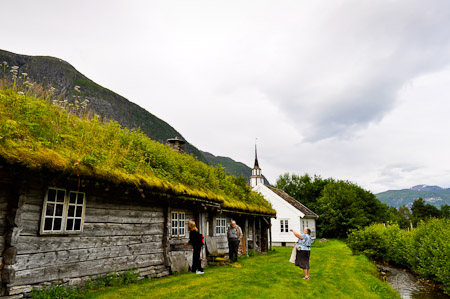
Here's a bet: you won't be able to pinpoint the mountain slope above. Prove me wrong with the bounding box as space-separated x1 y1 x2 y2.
376 186 450 208
0 49 254 177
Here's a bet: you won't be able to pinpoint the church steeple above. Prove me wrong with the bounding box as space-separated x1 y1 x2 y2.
250 144 264 187
254 144 259 168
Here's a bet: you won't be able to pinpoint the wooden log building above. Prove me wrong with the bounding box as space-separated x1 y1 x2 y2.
0 92 275 297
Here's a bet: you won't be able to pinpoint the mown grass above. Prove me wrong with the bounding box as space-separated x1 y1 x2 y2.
86 240 399 299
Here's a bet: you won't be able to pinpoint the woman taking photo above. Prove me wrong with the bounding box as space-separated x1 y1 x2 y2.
290 228 312 279
184 220 204 274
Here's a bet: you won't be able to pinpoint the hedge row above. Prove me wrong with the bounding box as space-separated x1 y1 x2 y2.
347 218 450 294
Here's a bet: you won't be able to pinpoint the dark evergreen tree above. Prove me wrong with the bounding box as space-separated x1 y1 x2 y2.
411 198 441 225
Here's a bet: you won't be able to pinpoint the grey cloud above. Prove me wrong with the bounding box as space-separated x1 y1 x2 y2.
256 1 450 143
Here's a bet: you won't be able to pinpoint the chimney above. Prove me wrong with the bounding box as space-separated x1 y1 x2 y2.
167 136 186 153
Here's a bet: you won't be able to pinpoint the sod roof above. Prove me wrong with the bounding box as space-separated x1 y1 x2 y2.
0 90 275 216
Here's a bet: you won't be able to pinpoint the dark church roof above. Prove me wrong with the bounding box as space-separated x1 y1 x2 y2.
265 185 318 218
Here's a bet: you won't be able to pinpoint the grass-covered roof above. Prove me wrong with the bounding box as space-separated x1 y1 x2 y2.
0 89 275 215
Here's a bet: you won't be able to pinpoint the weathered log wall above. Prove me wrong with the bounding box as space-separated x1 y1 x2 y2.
0 167 273 297
1 173 170 296
167 208 193 273
0 180 10 296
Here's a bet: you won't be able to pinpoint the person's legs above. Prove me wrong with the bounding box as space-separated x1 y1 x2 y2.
229 239 238 261
192 247 203 272
304 269 309 278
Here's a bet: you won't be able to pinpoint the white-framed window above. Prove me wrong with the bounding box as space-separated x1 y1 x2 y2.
215 216 226 235
302 220 309 231
40 187 86 234
280 219 289 233
171 211 185 237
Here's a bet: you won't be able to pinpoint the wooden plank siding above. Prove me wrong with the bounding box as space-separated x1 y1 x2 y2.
2 173 170 290
0 181 10 295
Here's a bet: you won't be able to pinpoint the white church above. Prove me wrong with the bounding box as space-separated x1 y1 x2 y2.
250 149 318 246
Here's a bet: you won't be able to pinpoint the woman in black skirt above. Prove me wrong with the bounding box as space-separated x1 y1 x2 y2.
184 220 204 274
290 228 312 279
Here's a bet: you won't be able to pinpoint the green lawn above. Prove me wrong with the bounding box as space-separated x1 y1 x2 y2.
86 240 400 299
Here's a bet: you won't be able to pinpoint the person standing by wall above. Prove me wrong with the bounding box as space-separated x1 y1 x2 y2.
290 228 312 279
227 220 242 262
184 220 204 274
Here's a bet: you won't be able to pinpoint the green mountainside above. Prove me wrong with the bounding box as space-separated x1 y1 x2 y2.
376 186 450 208
0 49 254 179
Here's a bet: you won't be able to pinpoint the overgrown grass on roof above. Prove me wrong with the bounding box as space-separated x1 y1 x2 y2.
0 89 275 215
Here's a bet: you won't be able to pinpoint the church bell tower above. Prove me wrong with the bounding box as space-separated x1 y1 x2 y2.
250 145 264 187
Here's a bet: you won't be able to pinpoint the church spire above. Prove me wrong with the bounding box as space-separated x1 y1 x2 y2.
254 144 259 168
250 142 264 188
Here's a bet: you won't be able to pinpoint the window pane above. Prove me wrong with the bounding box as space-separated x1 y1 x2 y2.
44 218 53 231
66 218 74 230
46 203 55 216
68 205 75 217
285 220 289 231
74 219 81 231
76 206 83 217
57 190 65 202
70 192 77 204
77 193 84 205
54 218 62 230
48 189 56 202
55 203 64 216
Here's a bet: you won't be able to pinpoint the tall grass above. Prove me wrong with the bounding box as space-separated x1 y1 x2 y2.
86 240 399 299
0 87 274 215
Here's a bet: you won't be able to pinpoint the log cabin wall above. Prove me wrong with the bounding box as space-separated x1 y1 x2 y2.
167 204 195 273
1 171 171 296
0 167 274 297
0 168 14 296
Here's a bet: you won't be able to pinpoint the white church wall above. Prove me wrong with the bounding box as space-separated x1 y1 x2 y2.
253 184 303 246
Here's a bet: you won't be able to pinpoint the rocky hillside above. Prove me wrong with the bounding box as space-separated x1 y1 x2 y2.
0 49 255 179
376 185 450 208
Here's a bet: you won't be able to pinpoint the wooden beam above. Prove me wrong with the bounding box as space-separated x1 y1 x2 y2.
252 216 256 251
245 217 249 257
269 222 272 251
162 203 170 267
258 218 262 252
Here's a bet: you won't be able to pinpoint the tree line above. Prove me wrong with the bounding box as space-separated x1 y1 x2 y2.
275 173 450 238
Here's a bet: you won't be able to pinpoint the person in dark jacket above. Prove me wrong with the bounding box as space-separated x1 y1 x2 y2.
227 220 242 262
184 220 204 274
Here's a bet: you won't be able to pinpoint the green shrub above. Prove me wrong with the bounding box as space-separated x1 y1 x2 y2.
407 218 450 294
347 223 410 267
347 219 450 294
248 249 256 257
30 269 141 298
30 284 85 299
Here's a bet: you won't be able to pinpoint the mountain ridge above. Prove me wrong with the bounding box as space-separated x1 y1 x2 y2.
376 185 450 208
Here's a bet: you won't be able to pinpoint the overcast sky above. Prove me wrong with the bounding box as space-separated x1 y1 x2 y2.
2 0 450 193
